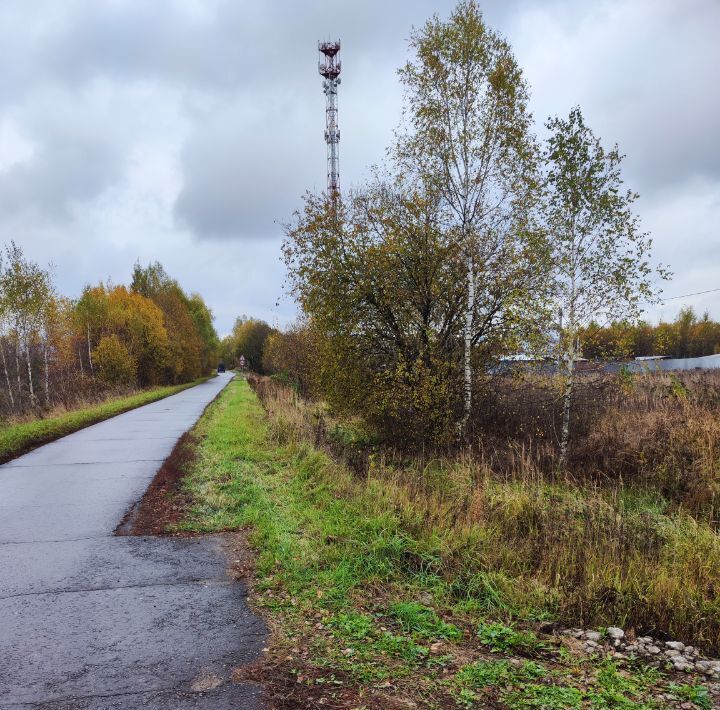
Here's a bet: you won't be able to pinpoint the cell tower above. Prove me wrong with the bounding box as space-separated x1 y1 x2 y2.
318 40 341 197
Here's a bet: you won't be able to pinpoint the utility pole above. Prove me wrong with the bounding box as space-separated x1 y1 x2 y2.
318 41 341 198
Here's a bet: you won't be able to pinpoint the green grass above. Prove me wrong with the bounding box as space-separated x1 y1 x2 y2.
454 659 546 690
451 658 669 709
504 683 583 709
669 683 713 710
176 378 714 708
0 376 211 463
389 601 463 640
476 621 547 654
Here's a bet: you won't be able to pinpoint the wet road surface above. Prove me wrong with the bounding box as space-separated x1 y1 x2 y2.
0 373 267 709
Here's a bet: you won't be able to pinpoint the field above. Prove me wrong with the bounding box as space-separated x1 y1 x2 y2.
170 374 720 708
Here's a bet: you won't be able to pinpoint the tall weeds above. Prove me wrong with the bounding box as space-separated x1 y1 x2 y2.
249 371 720 653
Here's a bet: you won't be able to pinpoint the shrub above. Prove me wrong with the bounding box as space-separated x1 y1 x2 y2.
261 324 317 396
92 335 137 387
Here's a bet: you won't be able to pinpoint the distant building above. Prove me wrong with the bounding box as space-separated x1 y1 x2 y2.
496 353 720 375
496 354 589 375
626 353 720 372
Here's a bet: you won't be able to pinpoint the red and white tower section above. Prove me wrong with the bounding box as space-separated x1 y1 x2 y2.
318 41 341 196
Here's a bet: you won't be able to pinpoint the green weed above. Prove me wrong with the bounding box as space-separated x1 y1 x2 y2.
388 601 463 641
505 683 582 709
328 612 375 640
374 632 429 662
669 683 712 710
477 621 547 654
590 661 661 708
455 659 546 689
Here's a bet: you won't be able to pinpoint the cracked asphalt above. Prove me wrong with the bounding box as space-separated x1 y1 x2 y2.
0 373 267 709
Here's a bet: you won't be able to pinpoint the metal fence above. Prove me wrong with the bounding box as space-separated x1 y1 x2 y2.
614 354 720 373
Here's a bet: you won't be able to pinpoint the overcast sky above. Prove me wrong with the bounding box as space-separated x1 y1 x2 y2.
0 0 718 335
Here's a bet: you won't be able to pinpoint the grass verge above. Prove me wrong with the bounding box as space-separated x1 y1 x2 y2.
176 377 716 708
0 376 212 463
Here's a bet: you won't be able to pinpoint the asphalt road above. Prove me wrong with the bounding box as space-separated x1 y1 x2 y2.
0 373 267 709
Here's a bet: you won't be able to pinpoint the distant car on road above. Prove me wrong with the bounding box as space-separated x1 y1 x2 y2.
217 362 226 373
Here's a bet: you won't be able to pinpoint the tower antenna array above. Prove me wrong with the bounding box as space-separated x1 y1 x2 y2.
318 40 341 197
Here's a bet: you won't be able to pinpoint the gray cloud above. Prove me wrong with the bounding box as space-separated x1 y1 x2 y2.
511 0 720 188
0 0 717 333
0 86 131 219
173 94 317 239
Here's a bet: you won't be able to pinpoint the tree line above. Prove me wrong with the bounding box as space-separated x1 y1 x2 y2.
0 244 218 418
219 317 316 398
273 1 670 461
582 307 720 360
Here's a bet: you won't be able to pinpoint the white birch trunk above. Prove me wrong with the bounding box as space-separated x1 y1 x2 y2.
461 251 474 437
15 343 22 402
1 338 14 410
25 338 35 406
87 321 94 376
558 280 578 471
558 352 574 470
43 340 50 407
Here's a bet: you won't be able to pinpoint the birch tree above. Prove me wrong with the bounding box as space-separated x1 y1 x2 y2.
40 292 60 407
0 252 15 411
75 285 109 377
544 107 667 468
1 243 53 408
394 0 542 437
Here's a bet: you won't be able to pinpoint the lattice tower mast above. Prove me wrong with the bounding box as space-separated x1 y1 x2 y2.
318 41 341 196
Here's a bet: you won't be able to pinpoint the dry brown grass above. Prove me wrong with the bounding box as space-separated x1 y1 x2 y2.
249 371 720 654
3 384 137 425
475 370 720 516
